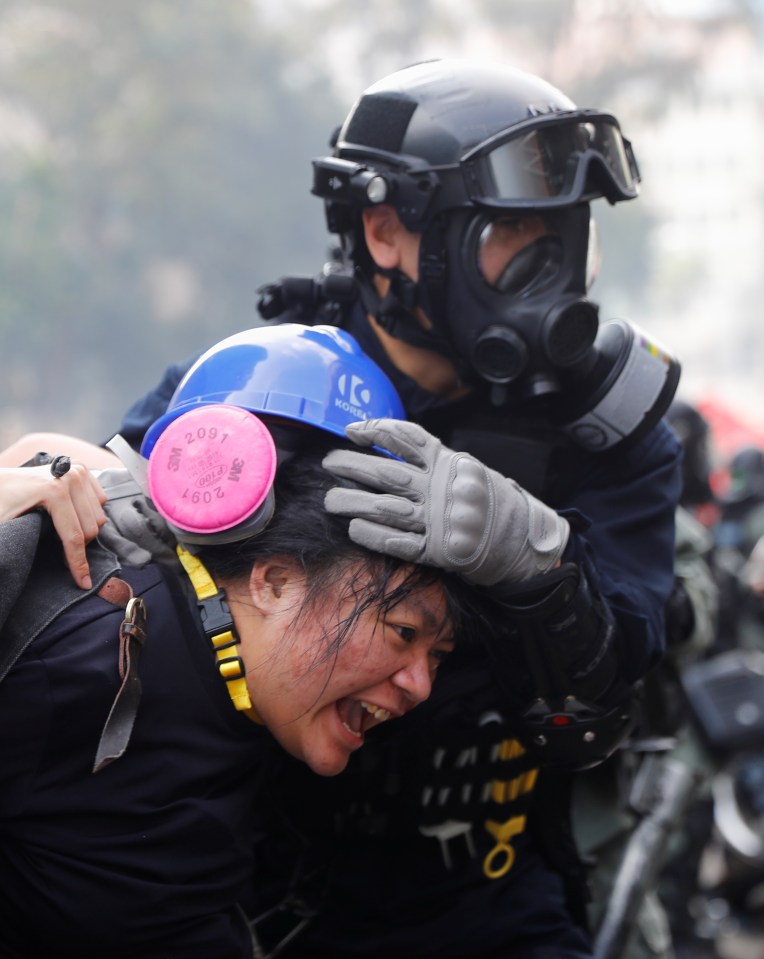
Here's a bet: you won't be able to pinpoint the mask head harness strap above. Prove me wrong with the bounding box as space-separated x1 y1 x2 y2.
353 223 456 362
350 258 423 345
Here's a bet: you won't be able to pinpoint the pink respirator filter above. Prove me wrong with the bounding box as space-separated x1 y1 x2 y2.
147 404 277 538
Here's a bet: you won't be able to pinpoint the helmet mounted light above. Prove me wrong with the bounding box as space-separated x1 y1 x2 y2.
312 152 442 233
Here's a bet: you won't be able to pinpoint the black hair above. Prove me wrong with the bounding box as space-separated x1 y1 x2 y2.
196 433 488 664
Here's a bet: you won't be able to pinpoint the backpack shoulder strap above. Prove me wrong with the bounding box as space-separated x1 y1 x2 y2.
0 513 120 682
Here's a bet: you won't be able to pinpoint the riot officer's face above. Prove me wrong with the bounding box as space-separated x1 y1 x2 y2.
360 206 556 400
476 215 549 288
371 208 550 291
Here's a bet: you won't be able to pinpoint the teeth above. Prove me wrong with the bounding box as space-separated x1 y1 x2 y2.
342 722 362 739
361 701 391 723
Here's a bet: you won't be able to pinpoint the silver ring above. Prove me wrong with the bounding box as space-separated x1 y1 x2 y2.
50 455 72 479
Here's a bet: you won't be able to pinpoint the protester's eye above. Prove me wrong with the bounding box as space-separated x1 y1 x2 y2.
392 624 416 643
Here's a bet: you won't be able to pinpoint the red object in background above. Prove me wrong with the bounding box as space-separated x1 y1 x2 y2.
695 396 764 459
693 395 764 499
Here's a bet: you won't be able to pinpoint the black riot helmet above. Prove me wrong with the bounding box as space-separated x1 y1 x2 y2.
312 59 679 449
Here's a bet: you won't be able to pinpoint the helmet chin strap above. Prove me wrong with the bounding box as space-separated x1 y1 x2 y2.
356 267 455 358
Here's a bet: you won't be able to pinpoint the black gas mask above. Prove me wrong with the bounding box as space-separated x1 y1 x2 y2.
420 204 598 408
416 203 679 449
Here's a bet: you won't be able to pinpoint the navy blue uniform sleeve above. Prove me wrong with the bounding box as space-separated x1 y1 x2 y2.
563 419 683 683
113 355 200 451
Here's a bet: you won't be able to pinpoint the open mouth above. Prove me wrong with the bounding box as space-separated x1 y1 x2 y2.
336 698 392 739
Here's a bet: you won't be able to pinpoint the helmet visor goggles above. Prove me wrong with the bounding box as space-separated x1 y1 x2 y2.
462 112 640 208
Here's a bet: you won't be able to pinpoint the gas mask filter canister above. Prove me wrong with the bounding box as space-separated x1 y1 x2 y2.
146 404 278 545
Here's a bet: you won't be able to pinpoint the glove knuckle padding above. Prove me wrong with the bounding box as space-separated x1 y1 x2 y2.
438 458 570 586
438 455 494 567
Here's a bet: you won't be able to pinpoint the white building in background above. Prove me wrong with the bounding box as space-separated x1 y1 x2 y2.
498 1 764 428
634 21 764 417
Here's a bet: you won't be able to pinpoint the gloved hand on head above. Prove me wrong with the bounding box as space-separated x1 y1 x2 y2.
322 419 570 587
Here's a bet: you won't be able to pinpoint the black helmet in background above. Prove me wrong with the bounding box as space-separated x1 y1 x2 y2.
312 59 678 449
726 446 764 507
666 399 716 508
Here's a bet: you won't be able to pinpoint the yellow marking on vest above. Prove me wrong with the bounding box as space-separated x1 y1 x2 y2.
484 739 539 878
483 815 527 878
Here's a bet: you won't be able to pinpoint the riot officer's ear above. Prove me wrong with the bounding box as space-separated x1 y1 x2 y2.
362 205 404 270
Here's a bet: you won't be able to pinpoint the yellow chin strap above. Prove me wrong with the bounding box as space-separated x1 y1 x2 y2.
176 545 261 720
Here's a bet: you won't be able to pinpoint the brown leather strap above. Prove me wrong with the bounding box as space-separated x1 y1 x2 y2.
97 576 134 610
92 579 148 773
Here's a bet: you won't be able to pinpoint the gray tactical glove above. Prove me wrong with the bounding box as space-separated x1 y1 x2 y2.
96 468 178 568
323 419 570 587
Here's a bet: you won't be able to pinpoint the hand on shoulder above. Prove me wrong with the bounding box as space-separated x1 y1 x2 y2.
0 457 109 589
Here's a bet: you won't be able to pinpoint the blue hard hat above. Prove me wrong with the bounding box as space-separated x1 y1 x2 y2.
141 323 405 456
